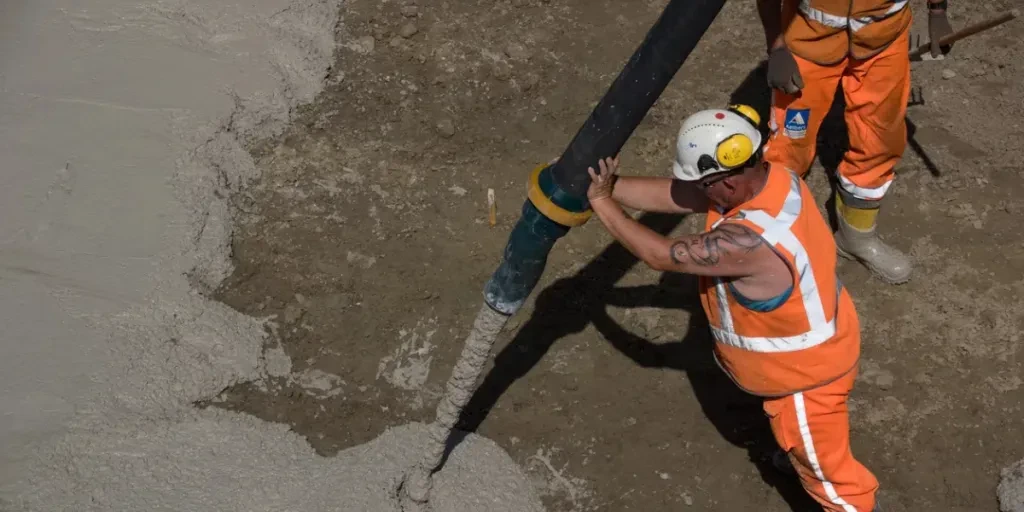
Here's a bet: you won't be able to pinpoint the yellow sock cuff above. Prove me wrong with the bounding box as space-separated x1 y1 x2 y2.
836 192 878 231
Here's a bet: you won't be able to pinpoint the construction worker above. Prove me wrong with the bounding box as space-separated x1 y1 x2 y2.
755 0 955 284
585 105 880 511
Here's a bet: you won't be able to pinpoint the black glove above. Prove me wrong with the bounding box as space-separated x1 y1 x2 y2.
928 9 955 58
767 46 804 95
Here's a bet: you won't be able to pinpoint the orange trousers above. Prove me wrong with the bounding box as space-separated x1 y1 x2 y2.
764 367 879 512
764 28 911 204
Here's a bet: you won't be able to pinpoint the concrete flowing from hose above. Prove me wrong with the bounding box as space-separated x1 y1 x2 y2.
1000 459 1024 512
400 305 511 511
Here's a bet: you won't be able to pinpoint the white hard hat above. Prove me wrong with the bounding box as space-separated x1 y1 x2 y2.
672 104 763 182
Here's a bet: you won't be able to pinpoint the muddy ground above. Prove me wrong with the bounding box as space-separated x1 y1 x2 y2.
204 0 1024 510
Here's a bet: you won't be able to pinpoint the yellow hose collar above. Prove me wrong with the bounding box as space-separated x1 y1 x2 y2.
527 163 593 228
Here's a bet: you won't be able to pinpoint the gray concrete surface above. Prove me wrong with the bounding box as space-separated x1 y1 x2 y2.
0 1 542 510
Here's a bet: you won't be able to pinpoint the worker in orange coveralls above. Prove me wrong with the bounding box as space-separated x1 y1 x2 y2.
756 0 955 284
584 104 881 511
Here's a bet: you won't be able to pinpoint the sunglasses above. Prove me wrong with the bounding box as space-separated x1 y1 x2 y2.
699 170 741 188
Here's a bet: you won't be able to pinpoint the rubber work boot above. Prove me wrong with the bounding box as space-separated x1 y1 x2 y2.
833 193 912 285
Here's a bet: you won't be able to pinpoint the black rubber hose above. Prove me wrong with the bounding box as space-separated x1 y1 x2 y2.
484 0 728 315
550 0 729 199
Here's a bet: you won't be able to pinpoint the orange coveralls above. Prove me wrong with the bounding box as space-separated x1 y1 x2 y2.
700 164 878 511
764 0 912 205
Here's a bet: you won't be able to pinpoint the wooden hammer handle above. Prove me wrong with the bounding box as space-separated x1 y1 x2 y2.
910 10 1019 58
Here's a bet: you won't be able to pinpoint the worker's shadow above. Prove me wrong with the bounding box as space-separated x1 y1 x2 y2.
448 62 820 511
596 276 823 512
452 213 819 511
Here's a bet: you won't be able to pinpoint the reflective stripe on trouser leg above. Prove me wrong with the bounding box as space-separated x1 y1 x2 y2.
764 53 843 179
769 370 879 512
794 392 858 512
836 28 911 203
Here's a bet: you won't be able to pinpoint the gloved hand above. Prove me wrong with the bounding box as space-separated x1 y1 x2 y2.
767 46 804 95
928 9 955 58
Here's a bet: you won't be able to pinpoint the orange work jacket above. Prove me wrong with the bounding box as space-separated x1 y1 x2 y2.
783 0 913 64
698 165 860 397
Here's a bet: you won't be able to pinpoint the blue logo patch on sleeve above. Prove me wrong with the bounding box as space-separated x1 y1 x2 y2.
783 108 810 140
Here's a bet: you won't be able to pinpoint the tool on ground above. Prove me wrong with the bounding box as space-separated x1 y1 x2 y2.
396 0 728 510
911 10 1018 61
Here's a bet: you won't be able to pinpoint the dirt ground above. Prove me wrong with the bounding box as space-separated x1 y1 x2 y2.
204 0 1024 510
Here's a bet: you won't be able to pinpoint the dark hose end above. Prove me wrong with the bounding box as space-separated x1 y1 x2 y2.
483 199 570 315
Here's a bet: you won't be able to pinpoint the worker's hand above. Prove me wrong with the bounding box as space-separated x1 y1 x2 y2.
766 46 804 95
928 8 955 58
586 156 620 202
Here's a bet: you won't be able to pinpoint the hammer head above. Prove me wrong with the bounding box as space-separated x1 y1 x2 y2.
910 32 946 62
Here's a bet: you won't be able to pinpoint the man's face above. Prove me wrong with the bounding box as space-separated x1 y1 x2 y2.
697 170 738 207
697 155 764 207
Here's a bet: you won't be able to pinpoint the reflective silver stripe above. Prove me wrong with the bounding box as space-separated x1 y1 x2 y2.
714 278 735 333
710 210 736 332
794 393 859 512
798 0 908 32
839 174 891 200
712 171 837 354
711 322 836 353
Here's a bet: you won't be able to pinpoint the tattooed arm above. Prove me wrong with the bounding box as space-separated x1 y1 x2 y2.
589 196 770 277
659 223 768 276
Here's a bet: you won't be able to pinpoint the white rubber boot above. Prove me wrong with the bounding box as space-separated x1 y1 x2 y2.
834 205 912 285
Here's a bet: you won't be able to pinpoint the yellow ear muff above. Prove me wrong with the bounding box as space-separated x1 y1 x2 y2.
716 133 754 169
727 104 761 128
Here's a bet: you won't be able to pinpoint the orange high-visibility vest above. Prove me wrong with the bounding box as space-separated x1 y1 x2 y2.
698 165 860 397
783 0 913 65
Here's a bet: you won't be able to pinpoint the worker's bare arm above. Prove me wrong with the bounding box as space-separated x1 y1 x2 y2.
588 157 766 278
611 176 709 214
588 188 769 278
649 223 770 277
